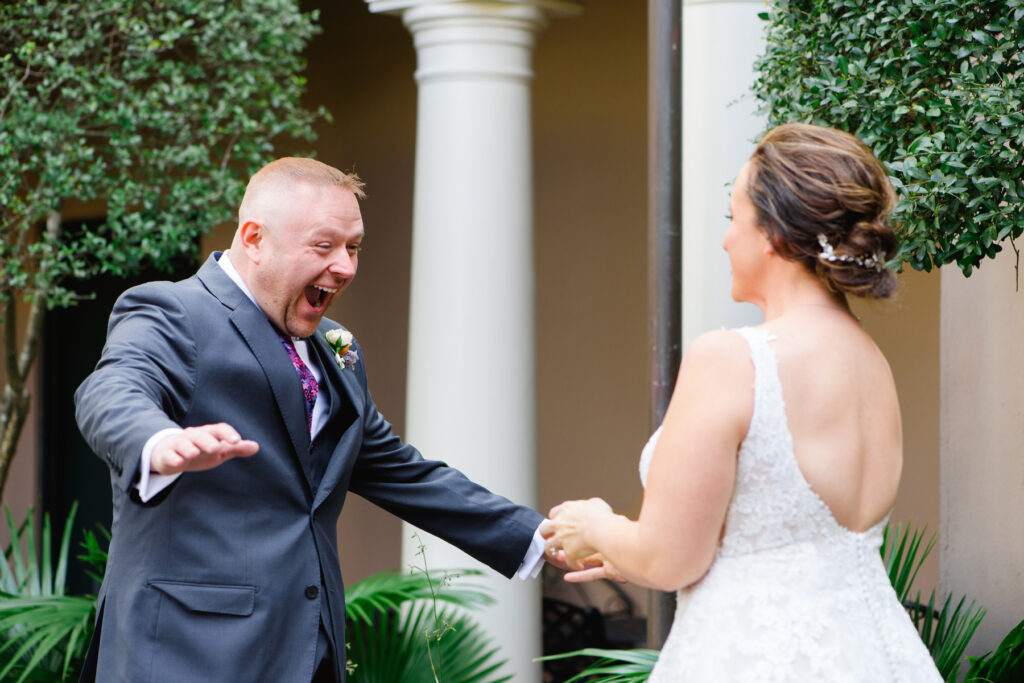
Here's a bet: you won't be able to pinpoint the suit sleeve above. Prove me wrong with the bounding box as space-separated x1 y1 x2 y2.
75 283 197 494
346 343 543 578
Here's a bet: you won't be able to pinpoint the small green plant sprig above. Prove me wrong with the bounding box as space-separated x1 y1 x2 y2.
755 0 1024 277
344 534 511 682
410 534 457 682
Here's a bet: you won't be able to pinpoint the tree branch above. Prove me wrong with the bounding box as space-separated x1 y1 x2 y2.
1010 236 1019 293
0 210 58 500
0 59 32 124
3 294 18 400
0 290 26 501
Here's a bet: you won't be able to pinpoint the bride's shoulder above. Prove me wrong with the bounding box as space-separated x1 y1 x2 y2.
687 327 756 356
670 328 755 437
681 328 754 382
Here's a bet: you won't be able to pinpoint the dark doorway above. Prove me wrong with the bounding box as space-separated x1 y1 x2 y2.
40 219 197 596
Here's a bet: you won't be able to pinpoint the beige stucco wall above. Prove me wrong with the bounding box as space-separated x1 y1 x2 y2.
854 267 942 594
940 247 1024 657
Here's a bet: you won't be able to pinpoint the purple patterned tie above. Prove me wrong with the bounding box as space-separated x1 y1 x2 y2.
278 334 318 432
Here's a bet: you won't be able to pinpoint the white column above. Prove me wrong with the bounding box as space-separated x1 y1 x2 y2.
682 0 766 343
365 1 579 680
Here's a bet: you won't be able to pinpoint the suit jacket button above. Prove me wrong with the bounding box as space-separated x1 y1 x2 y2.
305 585 319 600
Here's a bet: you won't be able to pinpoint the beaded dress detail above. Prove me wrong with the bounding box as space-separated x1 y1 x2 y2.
637 326 940 682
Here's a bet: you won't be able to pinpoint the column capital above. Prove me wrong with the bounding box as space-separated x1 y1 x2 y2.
684 0 765 5
371 0 581 84
365 0 582 18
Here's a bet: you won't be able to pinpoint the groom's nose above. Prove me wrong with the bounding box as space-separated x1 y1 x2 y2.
328 250 357 280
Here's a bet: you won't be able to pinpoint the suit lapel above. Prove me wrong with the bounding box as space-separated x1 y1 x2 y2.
231 305 312 464
309 329 359 431
198 254 313 484
308 325 361 508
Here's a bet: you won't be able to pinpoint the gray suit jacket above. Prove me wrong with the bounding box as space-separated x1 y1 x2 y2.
75 253 542 682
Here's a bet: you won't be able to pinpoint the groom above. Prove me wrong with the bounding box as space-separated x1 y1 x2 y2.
75 157 547 682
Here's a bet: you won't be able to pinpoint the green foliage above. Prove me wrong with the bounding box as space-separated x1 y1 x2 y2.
881 521 935 605
0 503 103 683
347 600 511 683
1 512 510 683
881 522 985 681
537 647 659 683
755 0 1024 276
345 568 494 627
344 534 512 682
346 569 512 681
965 617 1024 683
0 0 323 316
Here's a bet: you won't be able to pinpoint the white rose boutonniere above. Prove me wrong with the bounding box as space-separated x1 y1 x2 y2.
325 327 359 371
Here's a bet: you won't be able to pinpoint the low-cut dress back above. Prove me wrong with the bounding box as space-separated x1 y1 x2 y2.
638 326 941 682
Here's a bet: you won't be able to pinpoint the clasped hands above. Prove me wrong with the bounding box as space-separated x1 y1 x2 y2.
539 497 626 584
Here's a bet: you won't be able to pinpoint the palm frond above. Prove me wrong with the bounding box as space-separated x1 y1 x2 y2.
0 503 96 683
76 526 109 586
965 616 1024 682
347 601 511 683
1 508 32 595
537 648 659 682
345 568 493 626
908 590 985 681
880 521 935 605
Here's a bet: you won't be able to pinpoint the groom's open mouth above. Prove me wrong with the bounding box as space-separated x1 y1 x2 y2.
304 284 337 312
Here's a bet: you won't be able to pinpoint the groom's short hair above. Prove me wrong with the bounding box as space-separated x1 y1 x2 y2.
238 157 365 223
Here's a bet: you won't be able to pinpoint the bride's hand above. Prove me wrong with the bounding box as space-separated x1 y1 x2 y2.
539 498 615 568
564 554 627 584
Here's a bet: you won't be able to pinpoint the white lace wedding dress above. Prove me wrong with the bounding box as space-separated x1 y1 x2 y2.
638 326 941 682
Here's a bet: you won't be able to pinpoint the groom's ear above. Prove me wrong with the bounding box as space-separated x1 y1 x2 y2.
238 220 265 263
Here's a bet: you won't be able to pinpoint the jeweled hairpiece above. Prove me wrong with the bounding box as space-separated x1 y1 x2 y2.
817 234 886 271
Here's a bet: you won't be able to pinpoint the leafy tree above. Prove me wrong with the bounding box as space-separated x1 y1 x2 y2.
754 0 1024 277
0 0 324 499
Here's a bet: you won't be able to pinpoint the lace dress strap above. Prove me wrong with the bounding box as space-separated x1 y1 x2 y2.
732 326 786 440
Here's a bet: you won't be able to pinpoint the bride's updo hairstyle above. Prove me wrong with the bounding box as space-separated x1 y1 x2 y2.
746 123 898 299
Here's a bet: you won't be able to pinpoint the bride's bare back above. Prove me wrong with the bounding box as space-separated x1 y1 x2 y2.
767 309 902 532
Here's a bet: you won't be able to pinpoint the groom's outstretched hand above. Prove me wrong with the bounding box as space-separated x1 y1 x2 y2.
152 423 259 475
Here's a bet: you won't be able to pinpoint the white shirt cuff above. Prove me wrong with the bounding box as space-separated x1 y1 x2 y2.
516 527 547 580
137 428 184 502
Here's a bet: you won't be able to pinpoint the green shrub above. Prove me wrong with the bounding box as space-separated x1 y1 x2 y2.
0 0 324 500
755 0 1024 276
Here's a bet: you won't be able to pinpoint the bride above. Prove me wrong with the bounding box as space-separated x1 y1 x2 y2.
541 123 942 681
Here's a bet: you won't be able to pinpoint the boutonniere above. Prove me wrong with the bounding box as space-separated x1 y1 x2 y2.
325 327 359 371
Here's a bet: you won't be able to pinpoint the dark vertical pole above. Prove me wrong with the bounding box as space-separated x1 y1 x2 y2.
646 0 682 650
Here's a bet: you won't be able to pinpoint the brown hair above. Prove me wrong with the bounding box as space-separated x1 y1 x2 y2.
747 123 898 299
